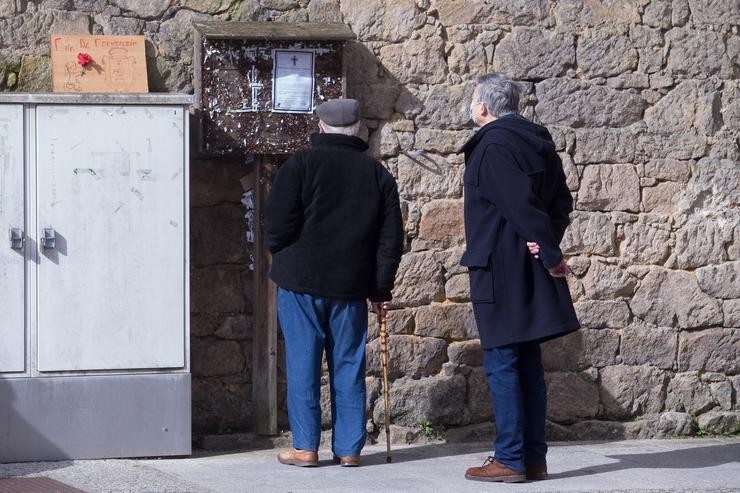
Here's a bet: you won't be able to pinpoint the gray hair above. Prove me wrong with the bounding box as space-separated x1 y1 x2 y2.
320 120 361 136
475 73 520 117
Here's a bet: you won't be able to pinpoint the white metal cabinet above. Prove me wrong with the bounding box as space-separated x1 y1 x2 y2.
36 105 186 372
0 104 25 373
0 94 192 462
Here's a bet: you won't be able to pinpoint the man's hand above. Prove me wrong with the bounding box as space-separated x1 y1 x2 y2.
528 241 570 276
371 301 390 317
547 259 572 278
526 241 540 258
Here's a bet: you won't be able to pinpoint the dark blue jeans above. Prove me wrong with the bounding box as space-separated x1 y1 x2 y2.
483 340 547 472
277 288 368 457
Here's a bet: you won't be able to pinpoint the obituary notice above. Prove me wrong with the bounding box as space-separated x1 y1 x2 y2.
272 50 315 113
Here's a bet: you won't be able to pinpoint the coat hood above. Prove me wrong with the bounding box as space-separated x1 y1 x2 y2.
459 114 556 158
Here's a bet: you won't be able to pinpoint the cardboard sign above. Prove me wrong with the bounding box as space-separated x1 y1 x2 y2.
51 35 148 93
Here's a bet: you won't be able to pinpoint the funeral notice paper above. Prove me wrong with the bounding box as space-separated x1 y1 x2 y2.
272 49 315 113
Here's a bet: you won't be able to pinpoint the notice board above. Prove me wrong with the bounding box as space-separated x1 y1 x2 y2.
192 21 355 436
50 35 148 93
194 22 354 156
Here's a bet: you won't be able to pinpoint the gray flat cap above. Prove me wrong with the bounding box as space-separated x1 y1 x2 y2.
315 99 360 126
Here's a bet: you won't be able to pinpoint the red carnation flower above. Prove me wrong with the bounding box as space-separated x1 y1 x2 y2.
77 52 94 67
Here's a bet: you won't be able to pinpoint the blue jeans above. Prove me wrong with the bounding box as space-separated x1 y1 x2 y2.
277 288 368 456
483 340 547 472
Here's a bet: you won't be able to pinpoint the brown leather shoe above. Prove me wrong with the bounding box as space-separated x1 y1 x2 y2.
465 457 526 483
332 455 360 467
526 463 548 480
277 448 319 467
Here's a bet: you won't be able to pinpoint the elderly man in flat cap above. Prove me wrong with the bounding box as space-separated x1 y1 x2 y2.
266 99 404 467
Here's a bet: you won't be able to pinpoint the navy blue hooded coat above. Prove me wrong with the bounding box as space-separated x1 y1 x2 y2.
459 114 579 349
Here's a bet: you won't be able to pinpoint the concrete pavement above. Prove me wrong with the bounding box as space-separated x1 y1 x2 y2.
1 438 738 492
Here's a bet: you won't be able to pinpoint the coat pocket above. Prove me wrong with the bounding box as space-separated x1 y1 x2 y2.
460 249 495 303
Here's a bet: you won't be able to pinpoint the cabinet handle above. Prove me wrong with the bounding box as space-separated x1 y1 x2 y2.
9 228 24 250
41 228 56 249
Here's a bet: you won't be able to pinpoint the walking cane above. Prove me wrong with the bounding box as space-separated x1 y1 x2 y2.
379 303 392 463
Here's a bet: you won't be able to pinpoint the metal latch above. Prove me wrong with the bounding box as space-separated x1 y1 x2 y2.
41 228 56 249
9 228 24 250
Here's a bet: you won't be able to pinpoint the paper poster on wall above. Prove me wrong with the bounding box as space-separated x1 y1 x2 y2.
271 49 315 113
50 35 148 93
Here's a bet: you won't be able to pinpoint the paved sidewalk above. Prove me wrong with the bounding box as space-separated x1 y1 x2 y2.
1 438 738 492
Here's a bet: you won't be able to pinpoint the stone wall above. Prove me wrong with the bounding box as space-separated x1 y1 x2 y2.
2 0 738 440
190 157 254 436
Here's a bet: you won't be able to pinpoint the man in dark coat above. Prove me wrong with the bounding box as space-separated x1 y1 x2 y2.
265 99 404 467
460 74 579 483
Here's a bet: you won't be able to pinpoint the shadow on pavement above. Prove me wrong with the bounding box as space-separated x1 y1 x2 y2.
549 442 740 479
359 442 491 466
191 440 492 464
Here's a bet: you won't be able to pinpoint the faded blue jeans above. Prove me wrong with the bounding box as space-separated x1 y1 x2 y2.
483 340 547 472
277 288 368 457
